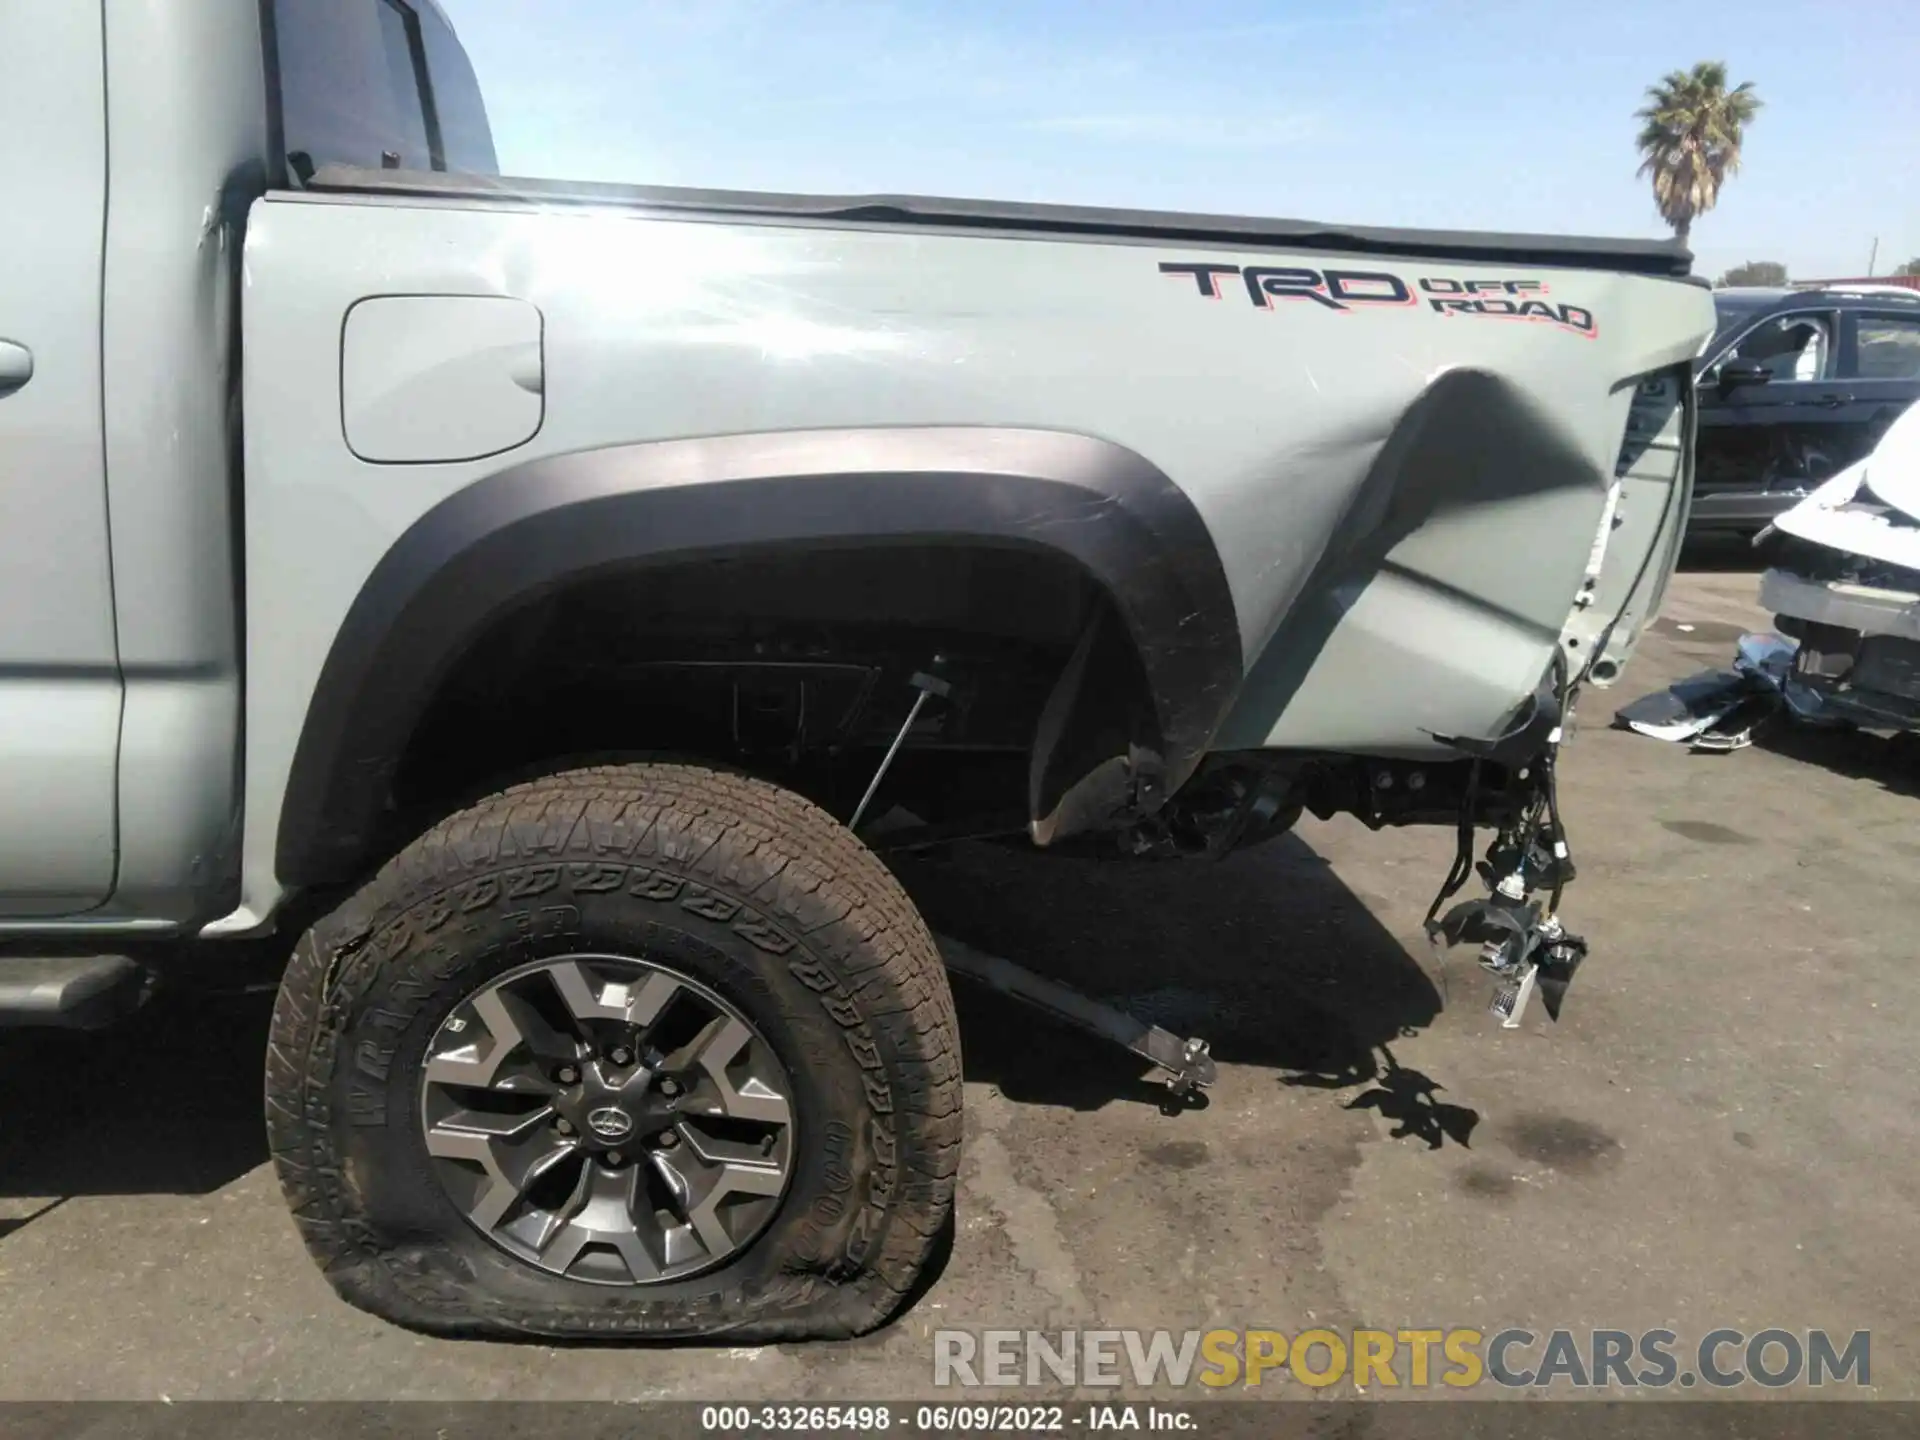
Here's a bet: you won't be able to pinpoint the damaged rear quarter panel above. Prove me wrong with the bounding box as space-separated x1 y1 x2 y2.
240 195 1714 913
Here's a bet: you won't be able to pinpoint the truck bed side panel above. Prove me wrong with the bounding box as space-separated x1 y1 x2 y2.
240 191 1713 915
305 164 1697 277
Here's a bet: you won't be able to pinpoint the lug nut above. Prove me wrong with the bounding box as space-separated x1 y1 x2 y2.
555 1065 579 1085
658 1077 680 1098
609 1047 632 1066
606 1151 625 1168
554 1118 575 1135
655 1129 680 1150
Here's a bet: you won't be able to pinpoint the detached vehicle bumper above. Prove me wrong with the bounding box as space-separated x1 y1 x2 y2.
1765 567 1920 728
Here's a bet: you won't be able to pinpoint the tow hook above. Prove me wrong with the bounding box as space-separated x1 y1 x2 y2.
1424 654 1592 1027
1431 883 1590 1028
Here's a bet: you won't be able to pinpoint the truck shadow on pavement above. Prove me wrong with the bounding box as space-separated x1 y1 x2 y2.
0 984 279 1229
1755 723 1920 799
0 832 1473 1244
895 832 1474 1144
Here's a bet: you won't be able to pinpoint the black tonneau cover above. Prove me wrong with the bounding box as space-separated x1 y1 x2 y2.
303 165 1698 280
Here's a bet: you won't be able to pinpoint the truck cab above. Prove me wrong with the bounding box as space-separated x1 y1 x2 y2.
0 0 491 930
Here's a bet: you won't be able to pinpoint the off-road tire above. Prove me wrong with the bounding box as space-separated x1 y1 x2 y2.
265 762 962 1340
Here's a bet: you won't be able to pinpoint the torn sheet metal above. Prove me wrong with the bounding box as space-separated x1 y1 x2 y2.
1614 669 1763 748
1619 622 1920 746
1734 631 1795 681
1756 399 1920 734
1855 393 1920 527
1771 399 1920 570
1613 633 1812 750
1625 403 1920 749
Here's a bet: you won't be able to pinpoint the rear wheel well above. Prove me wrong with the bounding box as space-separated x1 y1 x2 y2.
389 542 1155 846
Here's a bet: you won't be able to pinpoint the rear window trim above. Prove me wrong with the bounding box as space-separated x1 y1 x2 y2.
260 0 483 183
375 0 445 172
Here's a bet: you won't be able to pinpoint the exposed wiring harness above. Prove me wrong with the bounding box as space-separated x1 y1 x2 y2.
1423 644 1579 933
1542 645 1574 915
1423 758 1482 933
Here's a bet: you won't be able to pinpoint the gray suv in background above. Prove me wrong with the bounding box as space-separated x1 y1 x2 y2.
1691 286 1920 537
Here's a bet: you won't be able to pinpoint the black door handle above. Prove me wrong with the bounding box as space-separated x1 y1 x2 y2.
1814 394 1853 408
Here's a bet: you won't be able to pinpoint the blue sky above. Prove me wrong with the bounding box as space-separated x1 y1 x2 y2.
441 0 1918 282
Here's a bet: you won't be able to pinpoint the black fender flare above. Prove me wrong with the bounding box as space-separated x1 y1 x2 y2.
275 427 1242 885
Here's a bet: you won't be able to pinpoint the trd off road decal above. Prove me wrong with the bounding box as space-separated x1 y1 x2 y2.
1418 277 1597 337
1159 261 1597 338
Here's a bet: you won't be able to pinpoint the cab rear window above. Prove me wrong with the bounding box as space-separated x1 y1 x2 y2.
267 0 498 178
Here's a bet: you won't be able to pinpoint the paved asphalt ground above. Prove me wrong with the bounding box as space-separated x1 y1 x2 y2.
2 554 1915 1405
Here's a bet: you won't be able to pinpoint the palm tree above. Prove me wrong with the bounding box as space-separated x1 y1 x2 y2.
1634 62 1761 246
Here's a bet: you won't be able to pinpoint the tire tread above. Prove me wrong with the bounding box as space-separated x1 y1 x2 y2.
266 762 961 1340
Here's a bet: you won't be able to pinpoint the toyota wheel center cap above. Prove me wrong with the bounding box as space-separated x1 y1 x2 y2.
586 1106 635 1141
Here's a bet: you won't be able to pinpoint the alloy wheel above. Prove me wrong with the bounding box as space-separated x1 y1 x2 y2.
418 954 796 1285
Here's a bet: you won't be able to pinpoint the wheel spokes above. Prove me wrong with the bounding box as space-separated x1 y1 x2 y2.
670 1014 792 1125
651 1128 787 1261
425 1103 571 1231
537 1161 662 1283
425 981 583 1095
420 953 795 1285
547 960 682 1031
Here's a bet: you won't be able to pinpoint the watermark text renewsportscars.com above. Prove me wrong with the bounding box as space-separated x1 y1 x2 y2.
932 1327 1871 1390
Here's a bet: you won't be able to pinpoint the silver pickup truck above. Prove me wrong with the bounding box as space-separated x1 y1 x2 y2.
1 0 1714 1341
